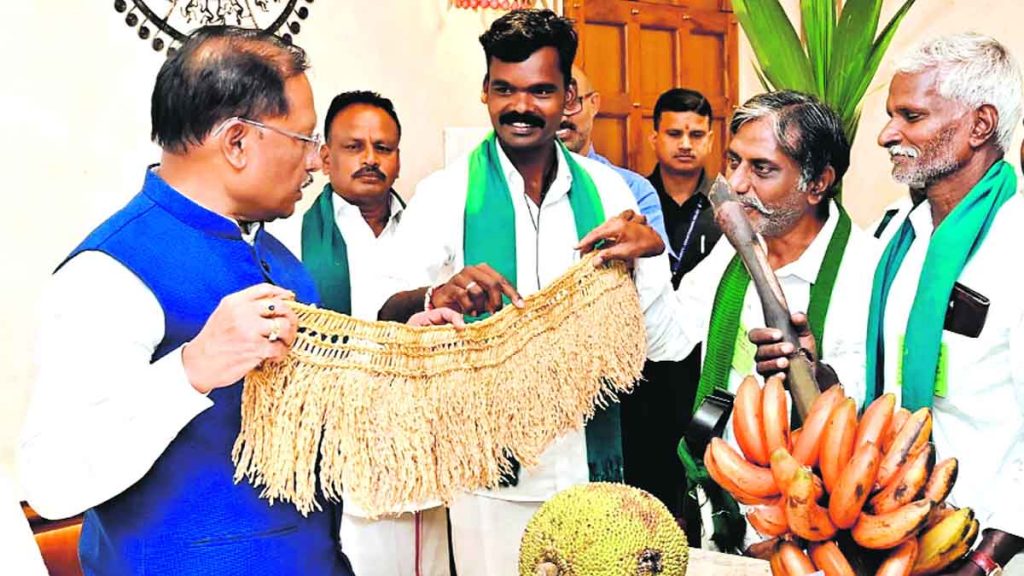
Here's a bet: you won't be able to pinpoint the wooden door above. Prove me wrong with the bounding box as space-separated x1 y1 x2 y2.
566 0 738 178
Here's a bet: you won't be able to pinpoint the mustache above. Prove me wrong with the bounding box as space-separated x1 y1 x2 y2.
888 145 920 159
559 120 577 132
739 194 776 216
352 165 386 180
302 173 315 189
500 112 546 129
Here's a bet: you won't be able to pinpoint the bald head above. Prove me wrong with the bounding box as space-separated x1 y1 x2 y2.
558 65 601 154
572 64 594 95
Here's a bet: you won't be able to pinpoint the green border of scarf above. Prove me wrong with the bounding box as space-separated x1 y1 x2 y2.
302 185 352 315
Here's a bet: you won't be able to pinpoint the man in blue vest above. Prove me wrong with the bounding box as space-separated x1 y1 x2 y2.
18 26 453 575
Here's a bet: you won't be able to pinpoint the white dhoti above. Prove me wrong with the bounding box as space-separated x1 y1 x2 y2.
449 494 542 576
341 506 451 576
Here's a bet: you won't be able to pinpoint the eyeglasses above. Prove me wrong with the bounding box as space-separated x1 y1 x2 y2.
213 116 323 157
563 85 598 117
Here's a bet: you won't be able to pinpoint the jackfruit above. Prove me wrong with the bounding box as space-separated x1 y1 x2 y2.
519 482 689 575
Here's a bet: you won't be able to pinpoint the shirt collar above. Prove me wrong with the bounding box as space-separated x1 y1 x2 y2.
694 170 712 199
650 164 711 206
586 147 610 166
330 186 405 227
494 139 573 204
141 166 246 240
907 198 935 237
774 200 841 284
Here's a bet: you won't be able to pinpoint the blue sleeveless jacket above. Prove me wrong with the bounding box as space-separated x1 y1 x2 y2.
63 169 353 575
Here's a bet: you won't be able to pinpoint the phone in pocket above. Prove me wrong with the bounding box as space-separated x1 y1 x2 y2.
944 282 989 338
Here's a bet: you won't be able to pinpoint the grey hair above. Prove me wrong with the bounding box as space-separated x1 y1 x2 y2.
895 32 1023 152
730 91 850 198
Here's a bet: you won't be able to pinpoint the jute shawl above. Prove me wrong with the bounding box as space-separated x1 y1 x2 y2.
233 258 646 517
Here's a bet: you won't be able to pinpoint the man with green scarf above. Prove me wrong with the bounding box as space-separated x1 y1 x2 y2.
274 90 453 576
662 91 875 552
752 34 1024 573
376 9 673 575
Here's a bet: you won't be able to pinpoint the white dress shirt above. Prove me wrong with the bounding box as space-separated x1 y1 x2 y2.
879 194 1024 538
869 195 917 244
386 141 678 502
270 189 405 321
19 251 213 520
665 202 876 408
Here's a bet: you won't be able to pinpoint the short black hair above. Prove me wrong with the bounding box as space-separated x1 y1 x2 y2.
151 25 309 153
730 90 850 199
323 91 402 142
478 9 577 88
653 88 713 130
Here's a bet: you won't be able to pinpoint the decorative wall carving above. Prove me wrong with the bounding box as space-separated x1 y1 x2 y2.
112 0 314 54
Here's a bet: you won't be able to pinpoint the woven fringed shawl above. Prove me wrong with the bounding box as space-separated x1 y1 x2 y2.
232 258 647 518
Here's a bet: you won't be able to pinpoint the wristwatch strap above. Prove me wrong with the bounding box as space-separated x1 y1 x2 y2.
969 550 1003 576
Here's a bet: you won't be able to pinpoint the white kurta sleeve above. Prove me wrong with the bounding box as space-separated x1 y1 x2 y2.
819 235 875 408
982 310 1024 538
638 262 699 362
18 251 213 520
378 169 464 296
578 155 701 364
642 236 735 364
264 213 303 260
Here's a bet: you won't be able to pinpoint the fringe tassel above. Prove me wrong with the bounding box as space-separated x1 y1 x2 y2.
233 259 647 518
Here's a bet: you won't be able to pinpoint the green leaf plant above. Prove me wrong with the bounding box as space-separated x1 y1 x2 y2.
732 0 917 144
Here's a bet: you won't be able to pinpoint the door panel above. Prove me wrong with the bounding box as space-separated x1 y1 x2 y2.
582 22 628 94
638 115 657 177
638 25 678 107
680 29 726 99
709 117 727 178
593 115 630 167
568 0 738 178
638 0 725 9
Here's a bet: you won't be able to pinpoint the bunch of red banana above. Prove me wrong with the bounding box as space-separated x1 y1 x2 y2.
702 376 977 576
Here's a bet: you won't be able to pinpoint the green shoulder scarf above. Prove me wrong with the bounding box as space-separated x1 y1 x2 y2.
301 184 403 315
865 160 1016 410
464 132 623 483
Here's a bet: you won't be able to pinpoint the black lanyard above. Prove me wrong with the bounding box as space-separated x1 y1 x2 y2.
670 195 706 281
